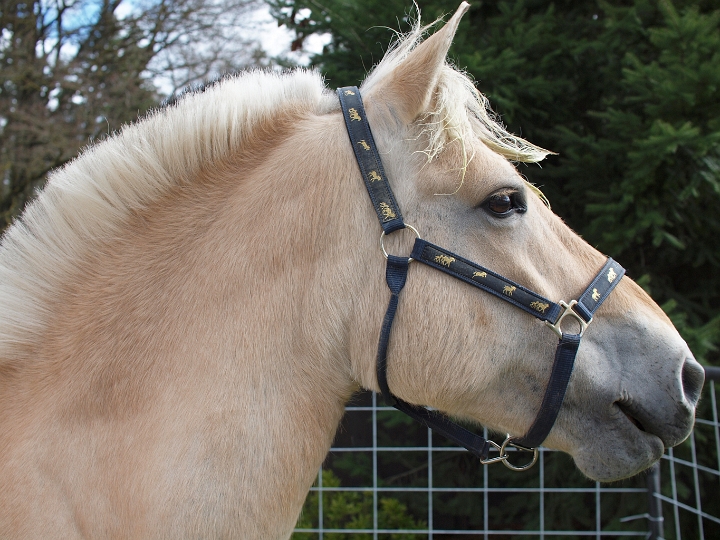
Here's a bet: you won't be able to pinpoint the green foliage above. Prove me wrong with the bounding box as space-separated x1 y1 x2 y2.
271 0 720 364
293 469 426 539
576 2 720 351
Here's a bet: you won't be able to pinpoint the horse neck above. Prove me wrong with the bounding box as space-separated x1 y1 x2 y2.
10 112 361 535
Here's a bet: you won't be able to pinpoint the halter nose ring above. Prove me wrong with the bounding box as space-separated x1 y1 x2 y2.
380 224 420 262
545 300 591 339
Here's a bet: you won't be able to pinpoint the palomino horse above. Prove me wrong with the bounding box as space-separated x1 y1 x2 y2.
0 3 704 538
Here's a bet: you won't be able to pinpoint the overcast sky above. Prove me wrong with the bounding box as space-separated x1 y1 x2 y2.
248 4 330 63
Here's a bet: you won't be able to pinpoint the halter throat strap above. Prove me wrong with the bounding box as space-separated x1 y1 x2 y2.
337 86 625 464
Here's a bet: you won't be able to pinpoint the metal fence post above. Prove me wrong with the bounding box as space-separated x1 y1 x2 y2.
646 461 665 540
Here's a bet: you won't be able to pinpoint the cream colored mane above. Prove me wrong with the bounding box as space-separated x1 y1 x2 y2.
0 21 546 360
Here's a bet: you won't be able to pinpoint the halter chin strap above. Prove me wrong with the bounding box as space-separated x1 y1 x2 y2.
338 86 625 468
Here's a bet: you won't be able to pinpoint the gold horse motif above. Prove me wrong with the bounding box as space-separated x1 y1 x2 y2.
473 271 487 279
503 286 516 296
368 171 382 182
344 89 356 95
379 202 396 221
592 288 601 301
358 140 371 151
434 255 455 267
348 108 361 122
607 268 617 283
530 301 549 313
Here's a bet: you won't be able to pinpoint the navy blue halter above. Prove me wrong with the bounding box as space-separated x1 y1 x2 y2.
337 86 625 469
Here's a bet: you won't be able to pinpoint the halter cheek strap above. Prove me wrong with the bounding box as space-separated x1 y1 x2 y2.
338 86 625 469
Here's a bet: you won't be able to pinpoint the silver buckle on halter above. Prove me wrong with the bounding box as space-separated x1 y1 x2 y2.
480 435 539 471
545 300 591 339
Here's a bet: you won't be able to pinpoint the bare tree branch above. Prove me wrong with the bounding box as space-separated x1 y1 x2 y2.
0 0 265 228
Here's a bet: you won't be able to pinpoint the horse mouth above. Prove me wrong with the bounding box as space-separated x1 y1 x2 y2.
616 401 646 433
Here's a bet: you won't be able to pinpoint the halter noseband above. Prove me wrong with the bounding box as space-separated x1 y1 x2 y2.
338 86 625 470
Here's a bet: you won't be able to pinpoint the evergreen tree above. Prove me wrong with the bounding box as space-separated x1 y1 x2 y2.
272 0 720 363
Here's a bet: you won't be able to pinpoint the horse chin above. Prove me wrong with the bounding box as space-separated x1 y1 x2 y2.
572 431 665 482
563 412 668 482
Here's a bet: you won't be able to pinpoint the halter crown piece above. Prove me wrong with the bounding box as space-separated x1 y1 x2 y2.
337 87 625 470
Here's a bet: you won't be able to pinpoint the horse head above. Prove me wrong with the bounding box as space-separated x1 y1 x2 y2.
341 2 703 481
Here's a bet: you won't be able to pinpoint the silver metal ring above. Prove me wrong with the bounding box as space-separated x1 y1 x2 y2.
500 435 539 471
379 224 421 262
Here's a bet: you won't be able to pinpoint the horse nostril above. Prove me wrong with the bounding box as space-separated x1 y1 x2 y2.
681 358 705 406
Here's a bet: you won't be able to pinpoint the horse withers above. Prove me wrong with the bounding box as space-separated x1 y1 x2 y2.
0 3 703 538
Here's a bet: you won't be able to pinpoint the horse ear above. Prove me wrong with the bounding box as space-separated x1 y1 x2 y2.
363 2 470 124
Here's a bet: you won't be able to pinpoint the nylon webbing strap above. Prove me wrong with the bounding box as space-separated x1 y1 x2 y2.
337 87 405 233
338 86 494 459
411 239 562 323
410 239 627 447
376 256 409 401
409 244 625 448
510 260 624 448
393 400 491 460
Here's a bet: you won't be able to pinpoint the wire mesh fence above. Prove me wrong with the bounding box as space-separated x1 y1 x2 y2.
656 366 720 540
293 369 720 539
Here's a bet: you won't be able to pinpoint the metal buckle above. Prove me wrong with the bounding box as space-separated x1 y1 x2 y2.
545 300 590 339
380 224 420 262
479 435 539 471
479 439 508 465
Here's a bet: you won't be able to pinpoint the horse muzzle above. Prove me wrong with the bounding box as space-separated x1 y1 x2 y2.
617 354 704 449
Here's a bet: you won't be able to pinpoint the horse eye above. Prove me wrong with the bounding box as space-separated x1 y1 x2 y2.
488 194 513 214
484 191 525 218
480 188 527 218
